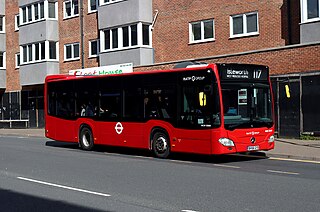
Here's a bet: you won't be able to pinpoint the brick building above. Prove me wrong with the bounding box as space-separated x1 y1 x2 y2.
0 0 320 137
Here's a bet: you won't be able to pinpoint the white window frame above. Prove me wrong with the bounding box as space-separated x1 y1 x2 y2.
0 16 5 33
301 0 320 23
88 0 99 13
64 43 80 61
64 0 79 19
89 39 100 58
20 41 58 65
100 0 123 6
0 52 6 69
189 19 215 44
100 22 152 53
15 14 20 31
19 1 57 26
48 1 59 20
230 12 259 38
15 53 20 68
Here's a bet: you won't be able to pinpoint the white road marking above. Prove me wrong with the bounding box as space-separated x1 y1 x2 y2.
182 210 199 212
269 157 320 164
213 164 240 169
267 170 300 175
18 177 111 197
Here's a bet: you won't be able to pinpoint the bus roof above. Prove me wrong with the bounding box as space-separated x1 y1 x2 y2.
45 63 268 83
45 63 217 82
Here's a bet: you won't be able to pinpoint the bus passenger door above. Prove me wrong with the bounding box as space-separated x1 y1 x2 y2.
173 81 217 155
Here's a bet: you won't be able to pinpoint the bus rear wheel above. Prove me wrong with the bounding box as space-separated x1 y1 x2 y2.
152 131 170 159
79 126 94 151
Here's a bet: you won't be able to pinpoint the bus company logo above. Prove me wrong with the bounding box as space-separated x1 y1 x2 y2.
246 131 260 136
115 122 123 134
183 76 205 82
226 69 249 79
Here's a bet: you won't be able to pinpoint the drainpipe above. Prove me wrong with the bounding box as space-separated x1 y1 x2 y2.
80 0 85 69
287 0 292 45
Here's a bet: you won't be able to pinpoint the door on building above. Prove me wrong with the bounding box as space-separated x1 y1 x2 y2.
278 78 300 138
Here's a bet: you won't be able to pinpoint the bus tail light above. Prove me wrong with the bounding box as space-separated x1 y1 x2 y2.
268 135 275 143
218 138 235 147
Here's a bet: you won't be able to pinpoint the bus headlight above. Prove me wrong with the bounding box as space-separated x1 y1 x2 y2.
268 135 275 143
219 138 235 147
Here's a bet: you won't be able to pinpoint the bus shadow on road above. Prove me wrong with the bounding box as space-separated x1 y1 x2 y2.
45 140 268 164
45 140 79 150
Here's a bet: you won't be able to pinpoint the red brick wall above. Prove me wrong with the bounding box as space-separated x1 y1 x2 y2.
152 0 289 63
58 0 99 74
135 44 320 76
5 0 20 92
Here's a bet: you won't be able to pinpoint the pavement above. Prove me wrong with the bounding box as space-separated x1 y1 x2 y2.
0 128 319 161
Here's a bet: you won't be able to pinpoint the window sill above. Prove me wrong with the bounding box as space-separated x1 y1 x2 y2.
89 55 99 59
88 10 97 14
20 18 46 26
63 14 79 20
229 32 259 39
300 18 320 25
64 58 80 62
20 59 58 66
189 38 215 45
101 45 152 53
100 0 125 6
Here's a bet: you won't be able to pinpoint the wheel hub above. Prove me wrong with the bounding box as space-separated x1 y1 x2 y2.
155 136 167 153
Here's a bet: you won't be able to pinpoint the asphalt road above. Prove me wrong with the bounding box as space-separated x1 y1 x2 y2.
0 135 319 212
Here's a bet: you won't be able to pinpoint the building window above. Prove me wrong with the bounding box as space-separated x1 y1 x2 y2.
230 12 259 38
20 1 56 25
89 40 99 57
0 52 5 69
189 19 215 43
21 41 58 64
15 53 20 68
49 41 57 59
0 16 4 33
301 0 320 22
64 43 80 61
64 0 79 19
48 2 56 19
89 0 99 12
15 14 20 31
101 22 151 52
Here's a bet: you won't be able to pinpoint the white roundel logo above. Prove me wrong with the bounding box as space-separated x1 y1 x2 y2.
115 122 123 134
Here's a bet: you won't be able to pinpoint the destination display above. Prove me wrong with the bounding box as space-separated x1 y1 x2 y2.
218 64 269 81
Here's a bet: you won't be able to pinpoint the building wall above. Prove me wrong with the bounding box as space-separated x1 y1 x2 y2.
5 0 20 91
152 0 288 63
134 43 320 76
58 0 99 74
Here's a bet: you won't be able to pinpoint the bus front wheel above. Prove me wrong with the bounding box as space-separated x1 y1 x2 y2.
79 126 94 151
152 131 170 159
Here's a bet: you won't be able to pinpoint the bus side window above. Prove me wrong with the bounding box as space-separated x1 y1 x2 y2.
99 91 121 120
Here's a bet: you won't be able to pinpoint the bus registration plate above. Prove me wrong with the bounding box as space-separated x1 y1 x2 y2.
247 145 259 151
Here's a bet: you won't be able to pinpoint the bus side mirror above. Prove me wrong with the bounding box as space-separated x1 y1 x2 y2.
199 92 207 106
285 84 291 98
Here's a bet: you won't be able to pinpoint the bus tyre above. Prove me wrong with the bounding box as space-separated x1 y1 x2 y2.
79 126 94 151
152 131 170 159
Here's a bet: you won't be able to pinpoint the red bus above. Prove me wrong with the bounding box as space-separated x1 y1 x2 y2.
45 63 275 158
